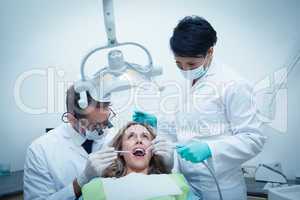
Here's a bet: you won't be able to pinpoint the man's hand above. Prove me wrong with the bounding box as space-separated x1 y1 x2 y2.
77 147 117 187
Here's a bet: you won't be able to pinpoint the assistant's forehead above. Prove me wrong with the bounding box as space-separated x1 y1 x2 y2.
175 56 204 62
124 124 150 135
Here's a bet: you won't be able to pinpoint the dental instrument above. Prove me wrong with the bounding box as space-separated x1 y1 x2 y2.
172 142 224 200
114 150 131 153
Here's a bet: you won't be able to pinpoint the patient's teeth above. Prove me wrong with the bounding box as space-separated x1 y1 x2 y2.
132 147 146 156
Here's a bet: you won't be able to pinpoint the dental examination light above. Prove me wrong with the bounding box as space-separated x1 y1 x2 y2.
75 0 163 109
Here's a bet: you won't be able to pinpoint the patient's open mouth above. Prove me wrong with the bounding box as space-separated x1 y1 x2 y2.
132 148 146 157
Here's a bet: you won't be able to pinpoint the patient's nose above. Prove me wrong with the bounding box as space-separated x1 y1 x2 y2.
135 135 143 144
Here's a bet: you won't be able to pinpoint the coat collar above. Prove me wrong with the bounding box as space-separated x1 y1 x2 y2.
61 123 86 146
58 123 89 158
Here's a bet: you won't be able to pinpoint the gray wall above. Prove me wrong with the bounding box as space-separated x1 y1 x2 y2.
0 0 299 179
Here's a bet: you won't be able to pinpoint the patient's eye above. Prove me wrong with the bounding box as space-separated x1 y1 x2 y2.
142 133 151 140
127 132 135 139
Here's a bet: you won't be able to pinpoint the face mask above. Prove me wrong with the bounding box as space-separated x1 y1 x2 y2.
85 128 109 141
180 64 208 80
79 119 113 141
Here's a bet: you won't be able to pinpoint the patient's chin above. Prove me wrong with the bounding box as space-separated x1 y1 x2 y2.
135 159 148 167
125 159 150 173
127 164 148 173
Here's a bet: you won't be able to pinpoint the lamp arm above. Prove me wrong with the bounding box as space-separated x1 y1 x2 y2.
103 0 117 46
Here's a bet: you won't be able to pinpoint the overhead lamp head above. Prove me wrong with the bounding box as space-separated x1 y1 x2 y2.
75 47 163 109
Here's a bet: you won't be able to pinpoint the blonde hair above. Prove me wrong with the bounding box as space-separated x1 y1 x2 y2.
102 121 170 178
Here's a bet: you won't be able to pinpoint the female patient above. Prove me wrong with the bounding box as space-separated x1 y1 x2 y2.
81 121 193 200
103 121 169 177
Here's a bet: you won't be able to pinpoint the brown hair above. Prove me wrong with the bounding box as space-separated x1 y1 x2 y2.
102 122 170 178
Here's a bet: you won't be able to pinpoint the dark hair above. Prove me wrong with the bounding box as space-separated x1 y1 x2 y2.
66 85 110 119
102 122 170 178
170 15 217 57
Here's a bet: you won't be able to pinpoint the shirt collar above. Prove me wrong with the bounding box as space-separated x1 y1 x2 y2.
63 123 86 146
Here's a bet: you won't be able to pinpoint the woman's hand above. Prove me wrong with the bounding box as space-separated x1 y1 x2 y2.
176 141 212 163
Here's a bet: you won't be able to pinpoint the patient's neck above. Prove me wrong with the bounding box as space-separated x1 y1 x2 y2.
126 167 148 175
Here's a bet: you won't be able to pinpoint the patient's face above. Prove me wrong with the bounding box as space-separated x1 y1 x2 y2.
121 124 154 174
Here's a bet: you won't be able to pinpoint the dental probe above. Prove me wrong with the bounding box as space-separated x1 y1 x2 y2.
114 150 131 153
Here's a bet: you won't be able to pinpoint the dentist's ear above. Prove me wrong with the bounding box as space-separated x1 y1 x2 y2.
66 113 78 127
67 113 85 133
67 113 77 124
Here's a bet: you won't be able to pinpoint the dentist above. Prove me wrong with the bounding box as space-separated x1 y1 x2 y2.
170 16 266 200
23 85 118 200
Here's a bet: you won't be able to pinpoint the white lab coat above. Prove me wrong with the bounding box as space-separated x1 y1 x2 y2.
23 123 111 200
175 61 267 200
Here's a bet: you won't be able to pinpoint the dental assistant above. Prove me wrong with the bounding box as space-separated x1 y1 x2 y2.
170 16 266 200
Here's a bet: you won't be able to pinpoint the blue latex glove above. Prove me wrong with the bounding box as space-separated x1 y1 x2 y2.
132 110 157 128
176 141 212 163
